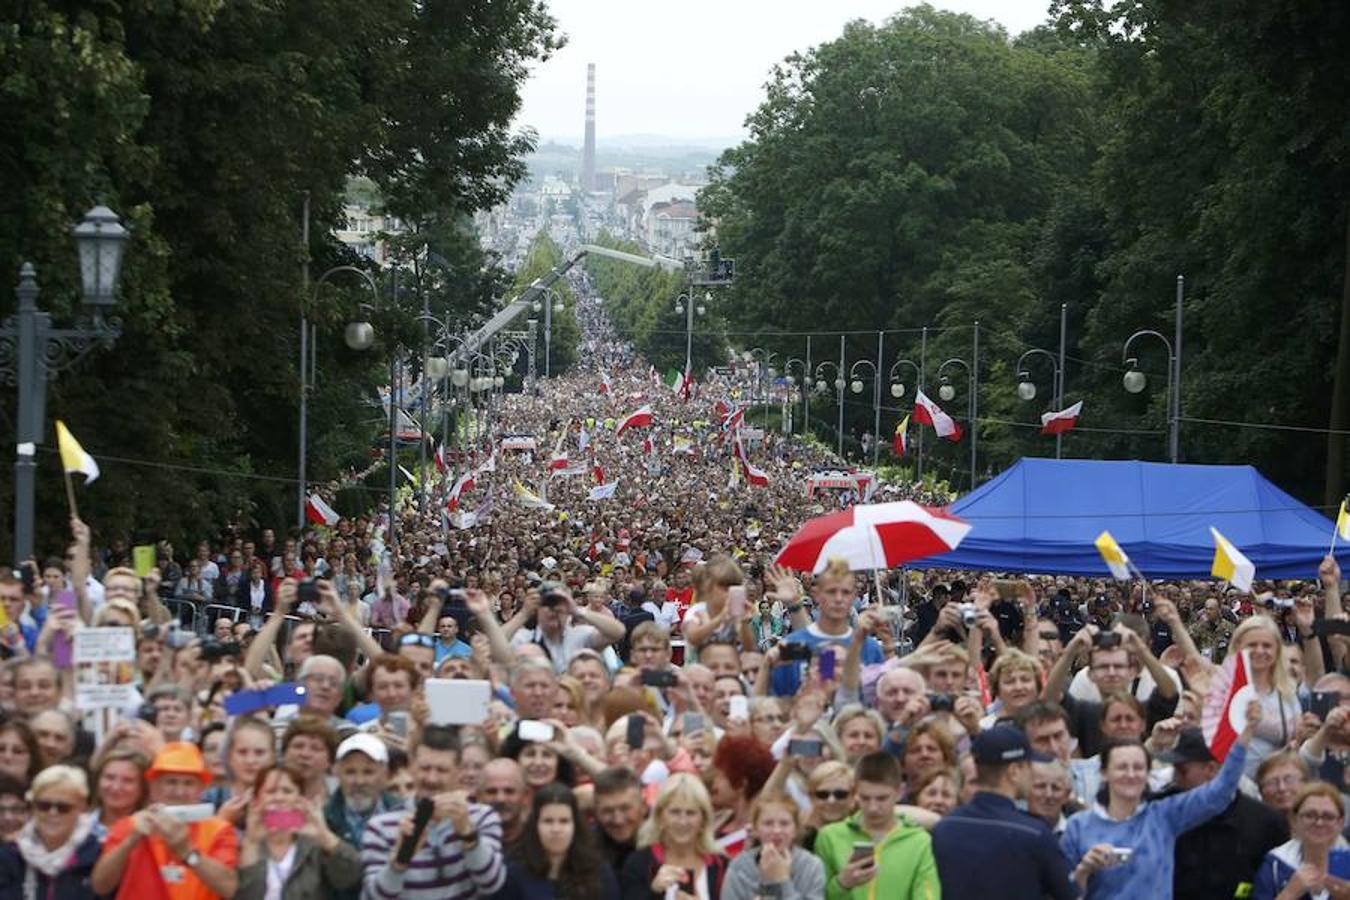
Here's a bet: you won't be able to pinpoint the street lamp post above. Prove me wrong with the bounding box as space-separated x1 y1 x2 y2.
783 358 807 434
301 265 380 529
0 206 128 560
814 354 846 456
849 359 879 466
532 287 566 378
748 348 777 410
1122 276 1184 463
888 357 922 476
674 291 709 375
1014 305 1068 459
937 353 977 489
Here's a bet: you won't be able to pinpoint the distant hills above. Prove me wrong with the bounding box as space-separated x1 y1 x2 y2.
539 133 742 154
526 135 737 182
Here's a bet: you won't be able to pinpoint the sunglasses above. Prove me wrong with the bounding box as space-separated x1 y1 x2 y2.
813 789 851 801
399 633 436 649
1038 632 1060 642
33 800 75 814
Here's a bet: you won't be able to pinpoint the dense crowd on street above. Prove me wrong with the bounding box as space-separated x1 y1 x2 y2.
4 271 1350 900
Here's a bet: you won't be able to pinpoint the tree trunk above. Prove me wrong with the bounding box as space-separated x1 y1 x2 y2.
1326 200 1350 508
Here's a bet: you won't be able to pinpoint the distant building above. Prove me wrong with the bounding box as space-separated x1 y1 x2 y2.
646 199 699 257
335 204 404 263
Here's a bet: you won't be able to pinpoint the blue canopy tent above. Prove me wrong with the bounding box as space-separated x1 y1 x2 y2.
914 458 1350 579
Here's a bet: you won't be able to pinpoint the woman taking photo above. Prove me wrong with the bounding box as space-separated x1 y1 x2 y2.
236 764 362 900
494 783 619 900
722 793 826 900
681 557 753 655
621 773 728 900
1251 782 1350 899
0 765 102 900
1062 700 1260 897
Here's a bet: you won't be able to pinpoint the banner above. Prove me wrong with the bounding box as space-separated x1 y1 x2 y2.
74 628 137 710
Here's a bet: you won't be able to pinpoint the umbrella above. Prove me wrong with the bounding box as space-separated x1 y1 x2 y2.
774 501 972 573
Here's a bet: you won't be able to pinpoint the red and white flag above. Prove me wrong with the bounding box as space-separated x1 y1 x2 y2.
713 399 731 419
1202 649 1253 762
913 390 962 442
305 493 339 527
642 436 654 456
1040 401 1083 436
616 404 654 435
433 442 448 475
592 464 606 485
599 373 612 395
721 406 745 432
446 471 475 512
548 453 569 471
740 457 770 487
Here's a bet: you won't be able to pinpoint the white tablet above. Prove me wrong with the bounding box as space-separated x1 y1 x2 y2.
424 678 493 726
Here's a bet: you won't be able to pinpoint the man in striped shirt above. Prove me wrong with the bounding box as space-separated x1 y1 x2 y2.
360 724 506 899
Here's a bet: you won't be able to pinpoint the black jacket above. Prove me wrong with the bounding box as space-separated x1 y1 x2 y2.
932 791 1076 900
619 845 727 900
1160 786 1288 899
0 830 103 900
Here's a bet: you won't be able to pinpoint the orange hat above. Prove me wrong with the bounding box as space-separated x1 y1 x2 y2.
146 741 213 785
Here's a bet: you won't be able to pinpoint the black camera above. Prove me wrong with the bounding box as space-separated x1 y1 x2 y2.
779 642 813 662
297 578 320 606
434 585 468 605
137 703 159 726
927 693 955 713
539 582 568 607
1093 631 1122 650
640 668 678 688
200 639 242 662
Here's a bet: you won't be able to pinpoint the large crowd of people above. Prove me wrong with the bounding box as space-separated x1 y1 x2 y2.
2 271 1349 900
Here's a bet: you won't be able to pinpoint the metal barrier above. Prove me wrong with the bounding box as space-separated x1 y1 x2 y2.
203 605 244 632
162 598 200 634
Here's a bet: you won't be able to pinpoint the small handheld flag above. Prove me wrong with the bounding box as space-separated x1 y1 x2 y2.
892 415 910 456
1210 527 1255 592
1095 531 1132 580
1333 499 1350 554
55 420 99 517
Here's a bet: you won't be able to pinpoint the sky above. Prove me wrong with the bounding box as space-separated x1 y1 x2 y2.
516 0 1053 143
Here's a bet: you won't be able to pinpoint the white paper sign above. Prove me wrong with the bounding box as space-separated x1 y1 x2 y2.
74 627 137 710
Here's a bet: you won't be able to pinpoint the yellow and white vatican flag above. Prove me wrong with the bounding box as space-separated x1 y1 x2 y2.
1210 527 1255 593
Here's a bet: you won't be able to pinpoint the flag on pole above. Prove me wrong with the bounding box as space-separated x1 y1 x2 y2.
1040 401 1084 436
476 452 496 475
720 406 745 432
592 464 606 485
616 405 654 435
446 470 475 512
433 443 448 475
514 481 555 510
913 391 963 442
892 414 909 456
1210 527 1255 592
305 493 340 527
713 399 731 419
599 373 612 395
55 421 99 483
577 426 590 454
1336 500 1350 541
740 457 770 487
548 453 569 471
398 464 417 484
588 481 619 501
1094 531 1132 580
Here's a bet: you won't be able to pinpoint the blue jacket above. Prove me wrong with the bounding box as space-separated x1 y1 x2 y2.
933 791 1076 900
1061 742 1248 899
0 830 103 900
1251 838 1350 900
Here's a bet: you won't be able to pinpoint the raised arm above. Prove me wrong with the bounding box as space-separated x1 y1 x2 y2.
69 518 93 624
465 589 516 666
1294 594 1326 685
1121 626 1177 700
321 580 385 664
1043 624 1095 702
1321 556 1344 620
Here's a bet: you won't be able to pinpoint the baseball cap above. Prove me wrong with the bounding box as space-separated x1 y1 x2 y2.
337 732 390 764
146 741 213 785
1155 728 1215 765
970 725 1053 765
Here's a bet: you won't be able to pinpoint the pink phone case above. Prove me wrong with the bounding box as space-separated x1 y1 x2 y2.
263 808 305 831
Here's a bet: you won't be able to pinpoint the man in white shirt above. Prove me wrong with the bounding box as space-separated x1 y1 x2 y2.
504 583 626 674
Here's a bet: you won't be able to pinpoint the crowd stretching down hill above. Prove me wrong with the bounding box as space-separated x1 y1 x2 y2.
3 270 1349 900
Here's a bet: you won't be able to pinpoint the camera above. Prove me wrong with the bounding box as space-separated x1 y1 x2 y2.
1093 631 1122 650
200 639 242 662
779 642 813 662
434 585 468 605
539 581 568 607
958 603 979 629
297 578 320 606
640 668 678 688
927 693 955 713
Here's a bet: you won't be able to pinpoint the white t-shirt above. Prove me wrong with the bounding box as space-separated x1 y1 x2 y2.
510 623 602 673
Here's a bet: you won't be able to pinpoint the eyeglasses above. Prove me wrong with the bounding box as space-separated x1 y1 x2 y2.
1261 774 1302 790
399 633 436 649
1038 632 1060 642
813 789 851 801
1298 811 1341 825
33 800 75 814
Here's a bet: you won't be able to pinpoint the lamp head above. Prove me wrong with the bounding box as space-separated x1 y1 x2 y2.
344 321 375 351
451 367 469 388
939 380 956 402
1123 368 1147 394
1016 376 1036 401
73 205 128 307
890 382 904 399
426 356 450 380
674 301 684 315
833 377 845 392
850 379 863 394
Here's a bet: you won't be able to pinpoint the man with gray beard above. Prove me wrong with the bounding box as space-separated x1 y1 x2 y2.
325 733 405 900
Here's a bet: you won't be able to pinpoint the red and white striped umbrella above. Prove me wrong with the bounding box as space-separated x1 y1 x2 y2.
773 501 971 573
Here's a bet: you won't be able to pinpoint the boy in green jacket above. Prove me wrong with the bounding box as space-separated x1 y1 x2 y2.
814 752 941 900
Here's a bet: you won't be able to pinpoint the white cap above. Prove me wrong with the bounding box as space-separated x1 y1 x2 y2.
336 732 389 764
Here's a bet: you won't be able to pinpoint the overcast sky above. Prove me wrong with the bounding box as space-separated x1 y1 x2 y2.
516 0 1054 142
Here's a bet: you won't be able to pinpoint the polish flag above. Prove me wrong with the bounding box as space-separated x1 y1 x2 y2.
913 391 962 442
592 464 606 485
721 407 745 432
548 453 569 471
1203 650 1253 762
599 373 612 395
713 399 731 419
305 494 339 527
1040 401 1083 435
446 471 475 512
740 457 770 487
616 405 654 435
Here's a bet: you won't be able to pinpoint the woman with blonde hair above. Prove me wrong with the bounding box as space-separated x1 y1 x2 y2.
832 706 885 763
682 556 753 655
1227 616 1302 776
0 765 102 899
987 648 1044 724
620 772 729 900
801 761 856 851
